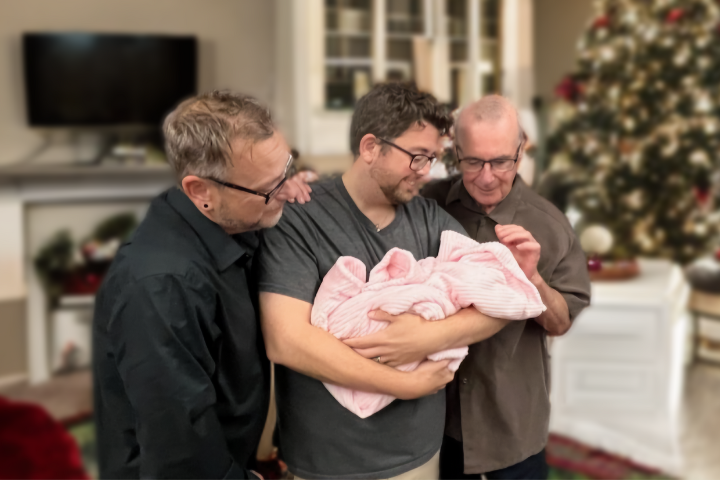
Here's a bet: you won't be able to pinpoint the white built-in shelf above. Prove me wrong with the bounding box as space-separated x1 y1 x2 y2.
58 295 95 309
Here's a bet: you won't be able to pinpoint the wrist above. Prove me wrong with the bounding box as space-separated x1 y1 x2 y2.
529 271 544 288
424 318 455 352
387 370 415 399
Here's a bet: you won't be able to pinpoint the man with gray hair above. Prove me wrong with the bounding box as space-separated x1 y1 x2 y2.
422 95 591 479
93 91 310 479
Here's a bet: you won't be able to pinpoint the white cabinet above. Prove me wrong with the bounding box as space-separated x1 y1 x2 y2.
549 259 691 476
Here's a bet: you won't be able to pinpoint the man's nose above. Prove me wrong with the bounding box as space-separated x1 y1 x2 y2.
417 160 433 176
477 163 496 183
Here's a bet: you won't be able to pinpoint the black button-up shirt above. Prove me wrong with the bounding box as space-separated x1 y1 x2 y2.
422 176 591 473
93 188 269 479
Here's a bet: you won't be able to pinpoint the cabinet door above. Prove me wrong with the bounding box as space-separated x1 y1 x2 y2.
560 362 660 412
560 306 662 361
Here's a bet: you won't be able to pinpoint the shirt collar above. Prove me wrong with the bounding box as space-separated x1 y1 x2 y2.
166 187 251 271
446 175 525 225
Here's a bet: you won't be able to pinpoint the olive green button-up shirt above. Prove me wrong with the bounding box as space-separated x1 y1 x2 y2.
422 175 591 474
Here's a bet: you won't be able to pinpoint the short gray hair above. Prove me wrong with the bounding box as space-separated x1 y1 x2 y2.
163 90 275 182
455 94 525 145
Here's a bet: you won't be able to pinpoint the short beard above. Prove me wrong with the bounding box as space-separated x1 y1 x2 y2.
370 166 416 205
379 181 414 205
217 199 255 234
217 198 284 234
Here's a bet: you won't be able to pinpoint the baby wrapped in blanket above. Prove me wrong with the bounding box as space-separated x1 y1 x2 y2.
311 230 546 418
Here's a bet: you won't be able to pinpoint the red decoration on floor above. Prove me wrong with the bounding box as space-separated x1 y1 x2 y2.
0 397 88 479
546 433 667 479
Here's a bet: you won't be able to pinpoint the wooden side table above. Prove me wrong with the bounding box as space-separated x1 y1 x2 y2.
687 290 720 364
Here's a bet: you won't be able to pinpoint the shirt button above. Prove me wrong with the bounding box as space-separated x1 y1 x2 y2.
462 378 468 384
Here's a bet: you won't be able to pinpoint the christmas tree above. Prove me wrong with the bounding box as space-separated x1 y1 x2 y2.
545 0 720 264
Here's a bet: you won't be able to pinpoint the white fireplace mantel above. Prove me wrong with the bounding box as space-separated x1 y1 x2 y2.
0 162 175 383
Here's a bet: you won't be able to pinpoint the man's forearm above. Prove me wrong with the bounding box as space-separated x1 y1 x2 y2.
267 317 409 394
260 292 445 400
430 307 509 351
530 274 571 335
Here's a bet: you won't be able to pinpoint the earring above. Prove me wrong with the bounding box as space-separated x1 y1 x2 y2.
204 204 208 208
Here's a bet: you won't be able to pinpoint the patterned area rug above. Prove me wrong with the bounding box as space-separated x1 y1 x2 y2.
547 433 673 479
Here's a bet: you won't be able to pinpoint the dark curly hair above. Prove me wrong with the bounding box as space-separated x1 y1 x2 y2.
349 83 452 157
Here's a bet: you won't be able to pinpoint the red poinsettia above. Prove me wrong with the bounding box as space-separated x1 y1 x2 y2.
0 397 88 479
666 8 684 23
555 76 584 103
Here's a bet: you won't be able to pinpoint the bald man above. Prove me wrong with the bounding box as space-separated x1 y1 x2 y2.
422 95 591 479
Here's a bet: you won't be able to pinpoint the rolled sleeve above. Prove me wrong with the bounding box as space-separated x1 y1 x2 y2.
108 274 256 479
548 232 591 321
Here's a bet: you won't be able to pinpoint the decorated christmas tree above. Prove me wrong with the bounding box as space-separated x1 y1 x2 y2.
545 0 720 264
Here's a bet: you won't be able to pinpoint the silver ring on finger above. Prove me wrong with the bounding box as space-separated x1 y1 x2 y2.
374 356 381 363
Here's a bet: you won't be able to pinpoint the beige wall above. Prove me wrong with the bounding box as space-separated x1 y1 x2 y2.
534 0 595 102
0 0 275 165
0 300 26 378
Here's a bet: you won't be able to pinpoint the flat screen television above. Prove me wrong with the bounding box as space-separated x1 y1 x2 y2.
23 33 197 127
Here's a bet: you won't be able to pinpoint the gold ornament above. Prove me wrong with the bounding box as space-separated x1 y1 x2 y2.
690 149 710 167
580 225 614 255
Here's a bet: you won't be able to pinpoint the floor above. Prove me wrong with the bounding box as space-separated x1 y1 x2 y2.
0 369 92 424
679 363 720 480
1 363 719 479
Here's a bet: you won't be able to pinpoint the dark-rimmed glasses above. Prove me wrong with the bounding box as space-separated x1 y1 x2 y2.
456 141 524 173
377 137 437 172
209 153 294 205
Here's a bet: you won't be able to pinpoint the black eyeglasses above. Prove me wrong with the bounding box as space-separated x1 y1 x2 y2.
377 137 437 172
209 153 293 205
456 141 524 173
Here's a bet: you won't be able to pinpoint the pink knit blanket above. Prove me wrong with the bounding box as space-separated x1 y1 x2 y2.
311 230 546 418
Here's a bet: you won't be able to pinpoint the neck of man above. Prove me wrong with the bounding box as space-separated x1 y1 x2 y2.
481 203 497 215
342 162 396 228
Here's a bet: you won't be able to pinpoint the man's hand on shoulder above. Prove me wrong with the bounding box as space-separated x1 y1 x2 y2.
278 171 316 204
495 224 542 285
343 310 442 367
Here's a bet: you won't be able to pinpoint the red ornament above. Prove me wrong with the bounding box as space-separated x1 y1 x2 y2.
587 255 603 272
694 186 710 206
593 15 610 29
666 8 684 23
555 76 583 103
715 247 720 262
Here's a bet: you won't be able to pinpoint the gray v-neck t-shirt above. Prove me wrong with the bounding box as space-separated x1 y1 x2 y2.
257 176 466 479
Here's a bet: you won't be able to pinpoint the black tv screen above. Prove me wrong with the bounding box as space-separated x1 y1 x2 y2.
23 33 197 126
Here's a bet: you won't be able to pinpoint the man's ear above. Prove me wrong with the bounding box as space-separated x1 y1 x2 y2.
358 134 379 165
181 175 215 211
515 144 525 171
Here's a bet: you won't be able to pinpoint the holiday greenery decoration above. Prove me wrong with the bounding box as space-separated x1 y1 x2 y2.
545 0 720 264
34 213 138 301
